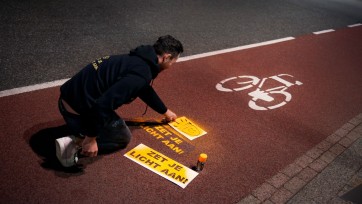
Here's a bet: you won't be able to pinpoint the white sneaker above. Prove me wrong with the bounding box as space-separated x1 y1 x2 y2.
55 136 80 167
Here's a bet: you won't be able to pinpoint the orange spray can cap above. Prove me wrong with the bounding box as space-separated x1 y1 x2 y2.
198 153 207 162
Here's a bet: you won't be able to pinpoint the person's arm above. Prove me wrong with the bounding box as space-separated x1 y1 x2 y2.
92 74 148 131
82 74 147 156
138 85 177 122
163 109 177 122
138 85 167 114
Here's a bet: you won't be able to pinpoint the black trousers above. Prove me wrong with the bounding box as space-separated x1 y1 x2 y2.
58 98 131 153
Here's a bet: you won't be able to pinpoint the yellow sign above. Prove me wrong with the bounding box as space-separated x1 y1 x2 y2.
169 116 207 140
124 144 199 189
141 124 195 155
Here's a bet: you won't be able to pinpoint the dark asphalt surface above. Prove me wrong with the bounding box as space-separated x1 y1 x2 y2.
1 0 362 91
0 24 361 204
1 1 362 203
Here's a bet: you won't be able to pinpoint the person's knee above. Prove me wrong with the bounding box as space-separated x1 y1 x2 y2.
98 119 132 151
116 133 131 149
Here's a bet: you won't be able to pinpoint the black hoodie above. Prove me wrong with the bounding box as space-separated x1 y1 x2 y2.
60 45 167 136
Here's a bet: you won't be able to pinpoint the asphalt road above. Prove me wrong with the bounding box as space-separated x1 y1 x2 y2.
1 0 362 91
0 25 361 203
1 1 362 203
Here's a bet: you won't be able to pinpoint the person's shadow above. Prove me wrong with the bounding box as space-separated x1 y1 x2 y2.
24 120 87 175
24 118 164 176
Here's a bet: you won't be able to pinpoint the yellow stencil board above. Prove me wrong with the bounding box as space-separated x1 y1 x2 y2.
124 144 199 189
169 116 207 140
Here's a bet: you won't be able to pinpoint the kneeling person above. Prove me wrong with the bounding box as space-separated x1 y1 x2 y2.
56 35 183 167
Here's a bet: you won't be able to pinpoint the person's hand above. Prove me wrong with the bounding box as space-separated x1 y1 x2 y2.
81 136 98 157
163 109 177 122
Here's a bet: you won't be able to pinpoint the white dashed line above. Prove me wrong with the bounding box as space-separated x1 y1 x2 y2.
178 37 295 62
0 37 295 98
0 23 360 98
313 29 335 35
0 79 69 98
348 23 362 27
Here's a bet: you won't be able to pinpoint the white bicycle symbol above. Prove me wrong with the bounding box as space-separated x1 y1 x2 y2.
216 74 303 110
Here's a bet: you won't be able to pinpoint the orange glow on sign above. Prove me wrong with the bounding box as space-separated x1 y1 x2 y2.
169 116 207 140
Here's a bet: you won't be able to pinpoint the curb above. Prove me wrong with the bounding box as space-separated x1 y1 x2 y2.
237 113 362 204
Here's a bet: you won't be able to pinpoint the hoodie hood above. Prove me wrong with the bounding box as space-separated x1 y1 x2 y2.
129 45 160 79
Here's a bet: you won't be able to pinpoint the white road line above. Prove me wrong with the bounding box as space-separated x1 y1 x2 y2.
348 23 362 27
313 29 335 35
178 37 295 62
0 37 295 98
0 79 69 98
4 23 360 98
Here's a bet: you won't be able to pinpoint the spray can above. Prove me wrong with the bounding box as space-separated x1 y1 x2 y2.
196 153 207 171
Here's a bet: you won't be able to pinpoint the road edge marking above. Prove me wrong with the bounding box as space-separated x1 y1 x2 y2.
177 37 295 62
0 37 295 98
0 79 69 98
313 29 335 35
1 21 360 98
348 23 362 27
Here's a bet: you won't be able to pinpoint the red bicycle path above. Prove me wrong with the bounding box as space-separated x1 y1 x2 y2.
0 26 361 203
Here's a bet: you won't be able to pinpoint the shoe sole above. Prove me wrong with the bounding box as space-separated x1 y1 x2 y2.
55 137 77 167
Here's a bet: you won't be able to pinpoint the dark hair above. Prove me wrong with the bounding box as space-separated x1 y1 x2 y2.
153 35 183 59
